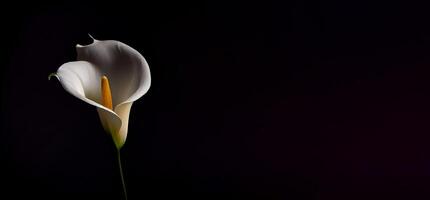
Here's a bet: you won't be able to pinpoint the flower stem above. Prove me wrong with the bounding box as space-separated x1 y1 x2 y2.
117 150 128 200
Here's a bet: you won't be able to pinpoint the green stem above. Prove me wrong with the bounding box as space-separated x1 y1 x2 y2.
117 151 128 200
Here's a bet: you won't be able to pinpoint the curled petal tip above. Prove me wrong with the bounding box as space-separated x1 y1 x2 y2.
76 34 99 48
76 35 99 48
88 33 99 42
48 72 58 81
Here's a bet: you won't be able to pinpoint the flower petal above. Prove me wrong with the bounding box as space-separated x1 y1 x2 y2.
56 61 102 103
54 61 122 140
97 108 122 148
76 39 151 107
113 102 134 148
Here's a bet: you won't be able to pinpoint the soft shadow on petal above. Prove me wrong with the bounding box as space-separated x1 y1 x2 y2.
55 61 122 137
97 108 122 148
57 61 102 103
76 40 151 107
113 102 134 148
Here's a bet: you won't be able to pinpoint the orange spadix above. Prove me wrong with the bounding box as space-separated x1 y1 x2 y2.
101 75 113 110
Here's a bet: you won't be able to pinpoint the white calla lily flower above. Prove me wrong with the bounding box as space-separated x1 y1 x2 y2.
50 37 151 149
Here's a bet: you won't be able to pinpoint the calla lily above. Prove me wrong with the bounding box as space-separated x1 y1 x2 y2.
50 37 151 149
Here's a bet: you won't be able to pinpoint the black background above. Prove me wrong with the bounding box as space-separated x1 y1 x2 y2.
2 1 430 199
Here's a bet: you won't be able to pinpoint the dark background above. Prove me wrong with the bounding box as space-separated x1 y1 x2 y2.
2 1 430 199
